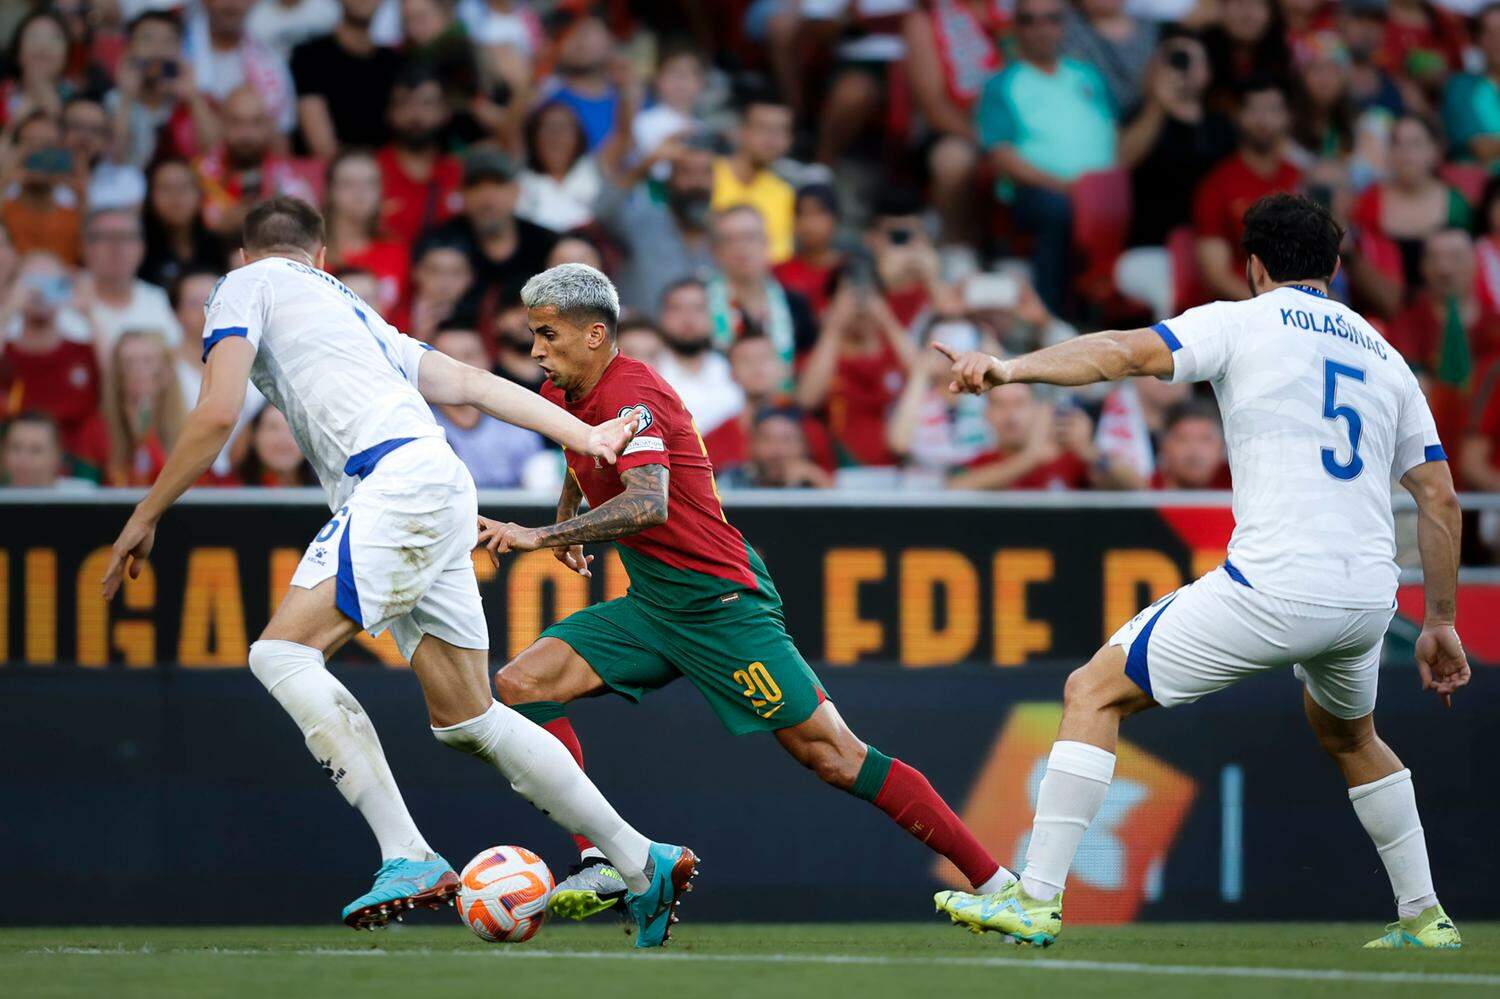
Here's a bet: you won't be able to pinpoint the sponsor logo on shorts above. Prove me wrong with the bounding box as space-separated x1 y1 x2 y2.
308 546 328 566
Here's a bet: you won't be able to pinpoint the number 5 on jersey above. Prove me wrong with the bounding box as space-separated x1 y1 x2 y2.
1322 359 1365 481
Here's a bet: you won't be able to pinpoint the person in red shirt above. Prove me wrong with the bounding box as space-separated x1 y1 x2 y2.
101 328 183 487
478 262 1014 918
1149 399 1231 489
1460 367 1500 492
1193 77 1300 302
772 184 843 318
0 252 106 477
702 331 833 472
194 86 319 240
323 149 410 320
376 66 463 246
948 381 1097 490
795 277 917 468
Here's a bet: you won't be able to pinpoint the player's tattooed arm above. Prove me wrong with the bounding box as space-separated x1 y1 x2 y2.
556 469 584 521
479 464 669 559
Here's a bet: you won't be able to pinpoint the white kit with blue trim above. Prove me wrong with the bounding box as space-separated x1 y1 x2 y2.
1109 284 1446 718
204 257 487 660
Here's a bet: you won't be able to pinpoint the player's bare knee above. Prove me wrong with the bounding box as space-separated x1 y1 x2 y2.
804 741 859 789
1063 664 1105 713
1314 718 1375 759
493 664 542 706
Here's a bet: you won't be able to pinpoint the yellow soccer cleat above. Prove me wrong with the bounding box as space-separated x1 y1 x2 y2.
1363 904 1462 949
934 882 1062 947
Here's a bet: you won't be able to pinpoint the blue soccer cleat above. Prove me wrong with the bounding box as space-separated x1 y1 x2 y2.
625 843 699 948
342 856 459 930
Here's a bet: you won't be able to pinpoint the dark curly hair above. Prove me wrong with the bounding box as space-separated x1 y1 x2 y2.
1241 192 1344 285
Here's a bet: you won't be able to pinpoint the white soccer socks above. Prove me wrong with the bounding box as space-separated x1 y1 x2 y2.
1349 768 1440 919
1020 740 1117 901
432 701 653 893
247 639 435 862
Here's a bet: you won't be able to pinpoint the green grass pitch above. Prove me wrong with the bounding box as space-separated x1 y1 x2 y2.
4 922 1496 999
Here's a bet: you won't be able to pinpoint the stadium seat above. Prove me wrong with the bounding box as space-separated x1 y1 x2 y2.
1440 162 1488 206
1071 168 1132 311
1168 224 1208 313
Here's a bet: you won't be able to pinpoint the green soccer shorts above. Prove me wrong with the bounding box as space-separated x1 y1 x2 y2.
540 590 827 736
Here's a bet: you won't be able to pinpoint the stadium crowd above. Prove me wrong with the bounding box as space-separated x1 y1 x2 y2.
0 0 1498 537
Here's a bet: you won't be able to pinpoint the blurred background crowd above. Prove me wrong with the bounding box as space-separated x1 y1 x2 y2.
2 0 1500 556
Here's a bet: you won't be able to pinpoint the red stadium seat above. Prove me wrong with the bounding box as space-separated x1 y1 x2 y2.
1440 162 1488 206
1168 224 1207 312
1071 168 1133 313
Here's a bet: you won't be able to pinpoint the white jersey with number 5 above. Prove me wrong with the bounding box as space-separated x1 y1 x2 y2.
1153 285 1444 610
202 256 444 510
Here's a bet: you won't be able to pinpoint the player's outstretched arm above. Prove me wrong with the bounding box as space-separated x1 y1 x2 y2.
934 328 1174 393
479 464 669 558
102 336 255 600
1400 459 1470 707
416 348 637 463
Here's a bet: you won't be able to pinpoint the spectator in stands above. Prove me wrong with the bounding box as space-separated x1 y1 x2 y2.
323 150 408 318
546 234 604 270
1 113 82 265
195 85 319 239
1444 4 1500 166
704 332 796 470
400 0 486 143
594 133 716 314
2 411 74 488
491 300 546 390
900 0 1006 250
1350 114 1469 308
1063 0 1156 114
63 96 145 212
188 0 297 135
707 205 817 365
1290 32 1356 161
1115 33 1234 319
796 277 917 469
80 208 184 353
0 252 104 476
976 0 1117 316
717 408 833 489
616 315 667 365
1460 370 1500 490
1151 399 1228 489
234 403 315 486
427 327 544 487
0 11 72 129
1092 374 1193 485
1340 0 1405 118
655 278 746 438
867 190 947 326
712 89 796 264
516 101 602 233
140 159 227 290
1473 175 1500 310
377 66 463 245
947 382 1097 490
102 328 184 487
535 12 620 150
773 184 842 317
407 242 474 342
632 46 705 169
290 0 402 159
801 0 916 167
110 11 219 170
1201 0 1290 113
248 0 340 62
1380 0 1465 92
415 148 555 314
1193 77 1299 301
886 318 996 486
1387 229 1500 449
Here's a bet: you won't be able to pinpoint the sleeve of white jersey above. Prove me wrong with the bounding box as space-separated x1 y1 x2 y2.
1393 372 1447 478
1152 301 1234 384
201 270 271 362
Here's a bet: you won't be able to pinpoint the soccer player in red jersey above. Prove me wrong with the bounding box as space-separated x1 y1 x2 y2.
480 264 1015 919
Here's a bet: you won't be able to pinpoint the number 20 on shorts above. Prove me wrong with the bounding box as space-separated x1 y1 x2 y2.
734 662 784 718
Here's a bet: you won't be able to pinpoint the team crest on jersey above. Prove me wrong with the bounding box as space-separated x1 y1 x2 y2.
619 404 653 431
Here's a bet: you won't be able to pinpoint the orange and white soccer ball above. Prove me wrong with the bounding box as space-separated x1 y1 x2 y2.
457 845 555 943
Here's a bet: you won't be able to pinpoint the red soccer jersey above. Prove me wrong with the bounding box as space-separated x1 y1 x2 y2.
541 353 758 593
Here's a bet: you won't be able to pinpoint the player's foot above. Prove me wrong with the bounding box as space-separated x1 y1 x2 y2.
1363 904 1462 949
549 856 629 921
625 842 699 948
934 883 1062 947
341 856 459 930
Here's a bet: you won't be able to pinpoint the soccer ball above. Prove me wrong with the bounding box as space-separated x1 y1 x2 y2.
457 845 555 943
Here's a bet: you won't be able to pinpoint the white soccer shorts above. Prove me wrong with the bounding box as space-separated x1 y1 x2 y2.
1107 564 1394 720
291 437 488 661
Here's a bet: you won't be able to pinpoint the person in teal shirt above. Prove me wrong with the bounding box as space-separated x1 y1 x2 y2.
975 0 1117 315
1442 5 1500 165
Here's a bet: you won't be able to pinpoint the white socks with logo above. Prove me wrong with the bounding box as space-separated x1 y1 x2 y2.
1020 740 1116 902
1349 768 1439 920
432 701 653 894
247 639 435 862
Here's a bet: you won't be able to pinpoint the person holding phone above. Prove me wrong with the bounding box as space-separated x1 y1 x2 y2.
0 113 81 265
109 11 221 169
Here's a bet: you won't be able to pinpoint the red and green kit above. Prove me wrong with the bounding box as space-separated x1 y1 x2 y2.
539 354 826 735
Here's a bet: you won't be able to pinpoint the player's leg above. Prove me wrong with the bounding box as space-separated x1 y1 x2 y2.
774 701 1016 894
1300 647 1461 949
492 637 612 857
251 577 454 928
